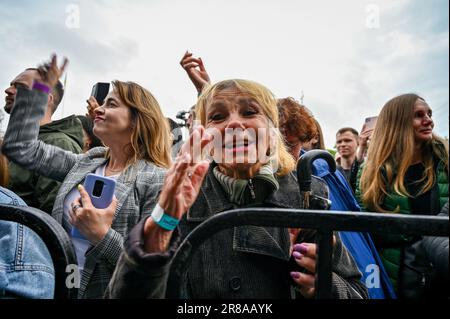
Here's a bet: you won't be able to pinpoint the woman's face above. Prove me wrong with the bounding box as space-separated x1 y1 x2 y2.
302 135 319 152
413 99 434 144
204 87 273 173
93 90 133 146
283 134 302 161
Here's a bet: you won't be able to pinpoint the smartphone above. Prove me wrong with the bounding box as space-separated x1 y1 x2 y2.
363 116 378 132
71 174 116 239
91 82 110 106
83 174 116 208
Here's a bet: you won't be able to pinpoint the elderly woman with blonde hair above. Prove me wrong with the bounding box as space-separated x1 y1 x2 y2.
106 78 367 299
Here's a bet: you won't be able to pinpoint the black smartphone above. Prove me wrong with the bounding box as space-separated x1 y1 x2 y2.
91 82 110 106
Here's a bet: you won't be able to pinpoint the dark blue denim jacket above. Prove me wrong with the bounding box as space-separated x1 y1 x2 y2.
0 186 55 298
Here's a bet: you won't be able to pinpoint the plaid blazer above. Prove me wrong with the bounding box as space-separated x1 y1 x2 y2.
2 87 167 298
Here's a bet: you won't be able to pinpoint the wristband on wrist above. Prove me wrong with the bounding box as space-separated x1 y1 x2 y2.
32 82 51 94
151 204 180 231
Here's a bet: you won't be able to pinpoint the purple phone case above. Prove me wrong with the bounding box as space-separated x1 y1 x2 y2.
71 173 116 239
83 173 116 208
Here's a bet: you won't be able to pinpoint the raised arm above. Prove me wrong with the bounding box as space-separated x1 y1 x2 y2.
2 55 82 182
180 51 211 95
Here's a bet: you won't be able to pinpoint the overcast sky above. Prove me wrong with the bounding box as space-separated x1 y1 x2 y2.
0 0 448 148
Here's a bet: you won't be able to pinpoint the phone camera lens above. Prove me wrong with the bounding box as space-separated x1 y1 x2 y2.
92 180 104 197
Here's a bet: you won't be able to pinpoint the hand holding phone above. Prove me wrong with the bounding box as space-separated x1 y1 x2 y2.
362 116 378 133
91 82 110 106
71 174 116 239
356 116 377 162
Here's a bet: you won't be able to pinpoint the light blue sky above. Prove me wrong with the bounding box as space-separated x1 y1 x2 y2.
0 0 448 148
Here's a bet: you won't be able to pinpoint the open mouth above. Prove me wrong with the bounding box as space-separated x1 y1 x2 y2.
223 140 255 152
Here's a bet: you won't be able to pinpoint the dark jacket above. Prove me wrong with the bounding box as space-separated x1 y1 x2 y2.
337 159 360 194
355 152 449 297
8 115 84 214
422 202 449 282
105 167 368 299
401 202 449 299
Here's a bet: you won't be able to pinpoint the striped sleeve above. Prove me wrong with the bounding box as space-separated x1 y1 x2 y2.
2 87 82 182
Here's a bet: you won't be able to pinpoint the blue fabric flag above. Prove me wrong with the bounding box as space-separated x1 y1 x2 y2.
308 154 396 299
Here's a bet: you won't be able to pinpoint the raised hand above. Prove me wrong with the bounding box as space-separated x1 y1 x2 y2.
158 125 212 218
36 54 69 89
180 51 211 94
143 125 213 253
357 123 373 162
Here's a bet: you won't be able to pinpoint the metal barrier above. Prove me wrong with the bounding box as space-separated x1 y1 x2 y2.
168 208 449 299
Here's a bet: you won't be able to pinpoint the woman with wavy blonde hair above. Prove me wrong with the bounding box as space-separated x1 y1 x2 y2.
2 54 172 298
356 93 449 298
107 80 172 168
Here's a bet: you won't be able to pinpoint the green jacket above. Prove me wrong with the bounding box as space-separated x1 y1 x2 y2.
8 115 84 214
355 157 448 292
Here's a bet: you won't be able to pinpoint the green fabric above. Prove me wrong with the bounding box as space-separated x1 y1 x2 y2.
355 152 449 292
8 115 84 214
213 163 279 205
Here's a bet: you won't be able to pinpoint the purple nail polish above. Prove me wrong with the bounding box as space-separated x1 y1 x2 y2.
293 243 308 254
290 272 300 279
292 251 303 259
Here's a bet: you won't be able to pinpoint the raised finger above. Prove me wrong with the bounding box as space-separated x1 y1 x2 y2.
190 160 210 192
180 51 192 64
193 127 213 163
50 54 57 69
194 127 213 163
172 153 191 187
60 57 69 74
198 57 206 71
180 126 204 157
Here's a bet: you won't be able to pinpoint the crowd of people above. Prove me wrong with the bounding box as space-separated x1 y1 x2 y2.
0 51 448 299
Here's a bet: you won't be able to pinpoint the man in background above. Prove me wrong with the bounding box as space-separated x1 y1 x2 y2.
3 68 83 214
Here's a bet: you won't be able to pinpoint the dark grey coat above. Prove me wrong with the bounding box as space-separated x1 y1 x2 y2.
106 166 368 299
